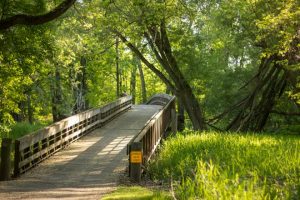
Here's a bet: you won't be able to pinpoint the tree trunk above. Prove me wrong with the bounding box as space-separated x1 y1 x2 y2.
147 23 206 130
27 93 33 124
177 97 185 131
12 102 25 122
178 82 205 130
73 56 88 113
130 63 137 104
116 37 120 98
51 66 64 122
137 59 147 103
115 28 206 130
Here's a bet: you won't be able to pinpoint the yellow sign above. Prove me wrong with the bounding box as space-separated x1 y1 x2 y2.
130 151 142 163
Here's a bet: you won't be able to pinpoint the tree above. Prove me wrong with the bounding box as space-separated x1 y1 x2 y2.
99 0 207 130
208 0 300 131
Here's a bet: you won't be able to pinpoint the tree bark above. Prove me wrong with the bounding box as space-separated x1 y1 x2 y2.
137 59 147 103
0 0 76 30
51 66 64 122
116 37 120 97
146 23 206 130
27 93 33 124
177 97 185 131
73 56 88 113
130 62 137 104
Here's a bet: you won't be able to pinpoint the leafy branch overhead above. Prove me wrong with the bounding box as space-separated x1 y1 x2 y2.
0 0 76 30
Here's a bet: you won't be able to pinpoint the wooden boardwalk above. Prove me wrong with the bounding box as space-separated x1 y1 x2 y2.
0 105 162 200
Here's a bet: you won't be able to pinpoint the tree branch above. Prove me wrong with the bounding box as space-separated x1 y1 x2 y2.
0 0 76 30
270 110 300 116
113 30 177 93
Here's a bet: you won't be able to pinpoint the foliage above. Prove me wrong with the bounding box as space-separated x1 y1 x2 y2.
0 0 299 133
150 131 300 199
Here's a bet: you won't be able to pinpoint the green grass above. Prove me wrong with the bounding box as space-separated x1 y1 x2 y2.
150 131 300 200
9 121 47 139
101 186 171 200
1 122 47 142
0 122 48 169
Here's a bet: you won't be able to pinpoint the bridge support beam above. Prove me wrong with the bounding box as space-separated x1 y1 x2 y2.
129 142 142 183
0 138 12 181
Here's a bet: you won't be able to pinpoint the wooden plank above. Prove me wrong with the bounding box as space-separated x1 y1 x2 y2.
99 104 131 123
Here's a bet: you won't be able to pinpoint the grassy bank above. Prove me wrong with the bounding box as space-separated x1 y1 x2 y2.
150 131 300 199
102 186 171 200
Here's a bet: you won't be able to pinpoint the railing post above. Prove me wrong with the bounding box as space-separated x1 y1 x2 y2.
0 138 12 181
129 142 142 183
14 140 20 177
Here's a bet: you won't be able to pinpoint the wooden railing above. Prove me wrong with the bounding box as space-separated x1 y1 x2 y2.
13 96 132 177
128 94 176 182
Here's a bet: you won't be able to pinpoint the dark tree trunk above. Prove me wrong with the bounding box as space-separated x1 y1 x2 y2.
146 23 206 130
177 82 205 130
73 56 88 113
130 64 137 104
116 37 120 98
225 59 291 132
12 102 25 122
27 93 33 124
51 66 64 122
137 59 147 103
177 97 185 131
115 26 206 130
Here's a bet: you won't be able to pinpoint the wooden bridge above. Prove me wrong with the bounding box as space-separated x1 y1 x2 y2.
0 94 176 199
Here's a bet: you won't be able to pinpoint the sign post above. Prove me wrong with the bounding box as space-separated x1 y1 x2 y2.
129 142 142 183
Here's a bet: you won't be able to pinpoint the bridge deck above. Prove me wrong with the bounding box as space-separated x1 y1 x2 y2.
0 105 162 200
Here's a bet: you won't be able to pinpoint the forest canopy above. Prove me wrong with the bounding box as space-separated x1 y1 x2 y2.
0 0 299 135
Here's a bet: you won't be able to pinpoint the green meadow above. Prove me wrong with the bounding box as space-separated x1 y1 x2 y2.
149 131 300 199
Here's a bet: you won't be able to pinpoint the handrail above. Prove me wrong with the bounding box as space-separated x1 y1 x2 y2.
14 96 132 176
146 93 174 106
128 94 176 182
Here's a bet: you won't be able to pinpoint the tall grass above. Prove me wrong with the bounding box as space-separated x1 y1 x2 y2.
0 122 47 164
9 122 46 139
150 131 300 199
0 121 48 141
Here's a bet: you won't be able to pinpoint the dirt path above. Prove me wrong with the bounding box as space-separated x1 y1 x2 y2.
0 105 162 200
